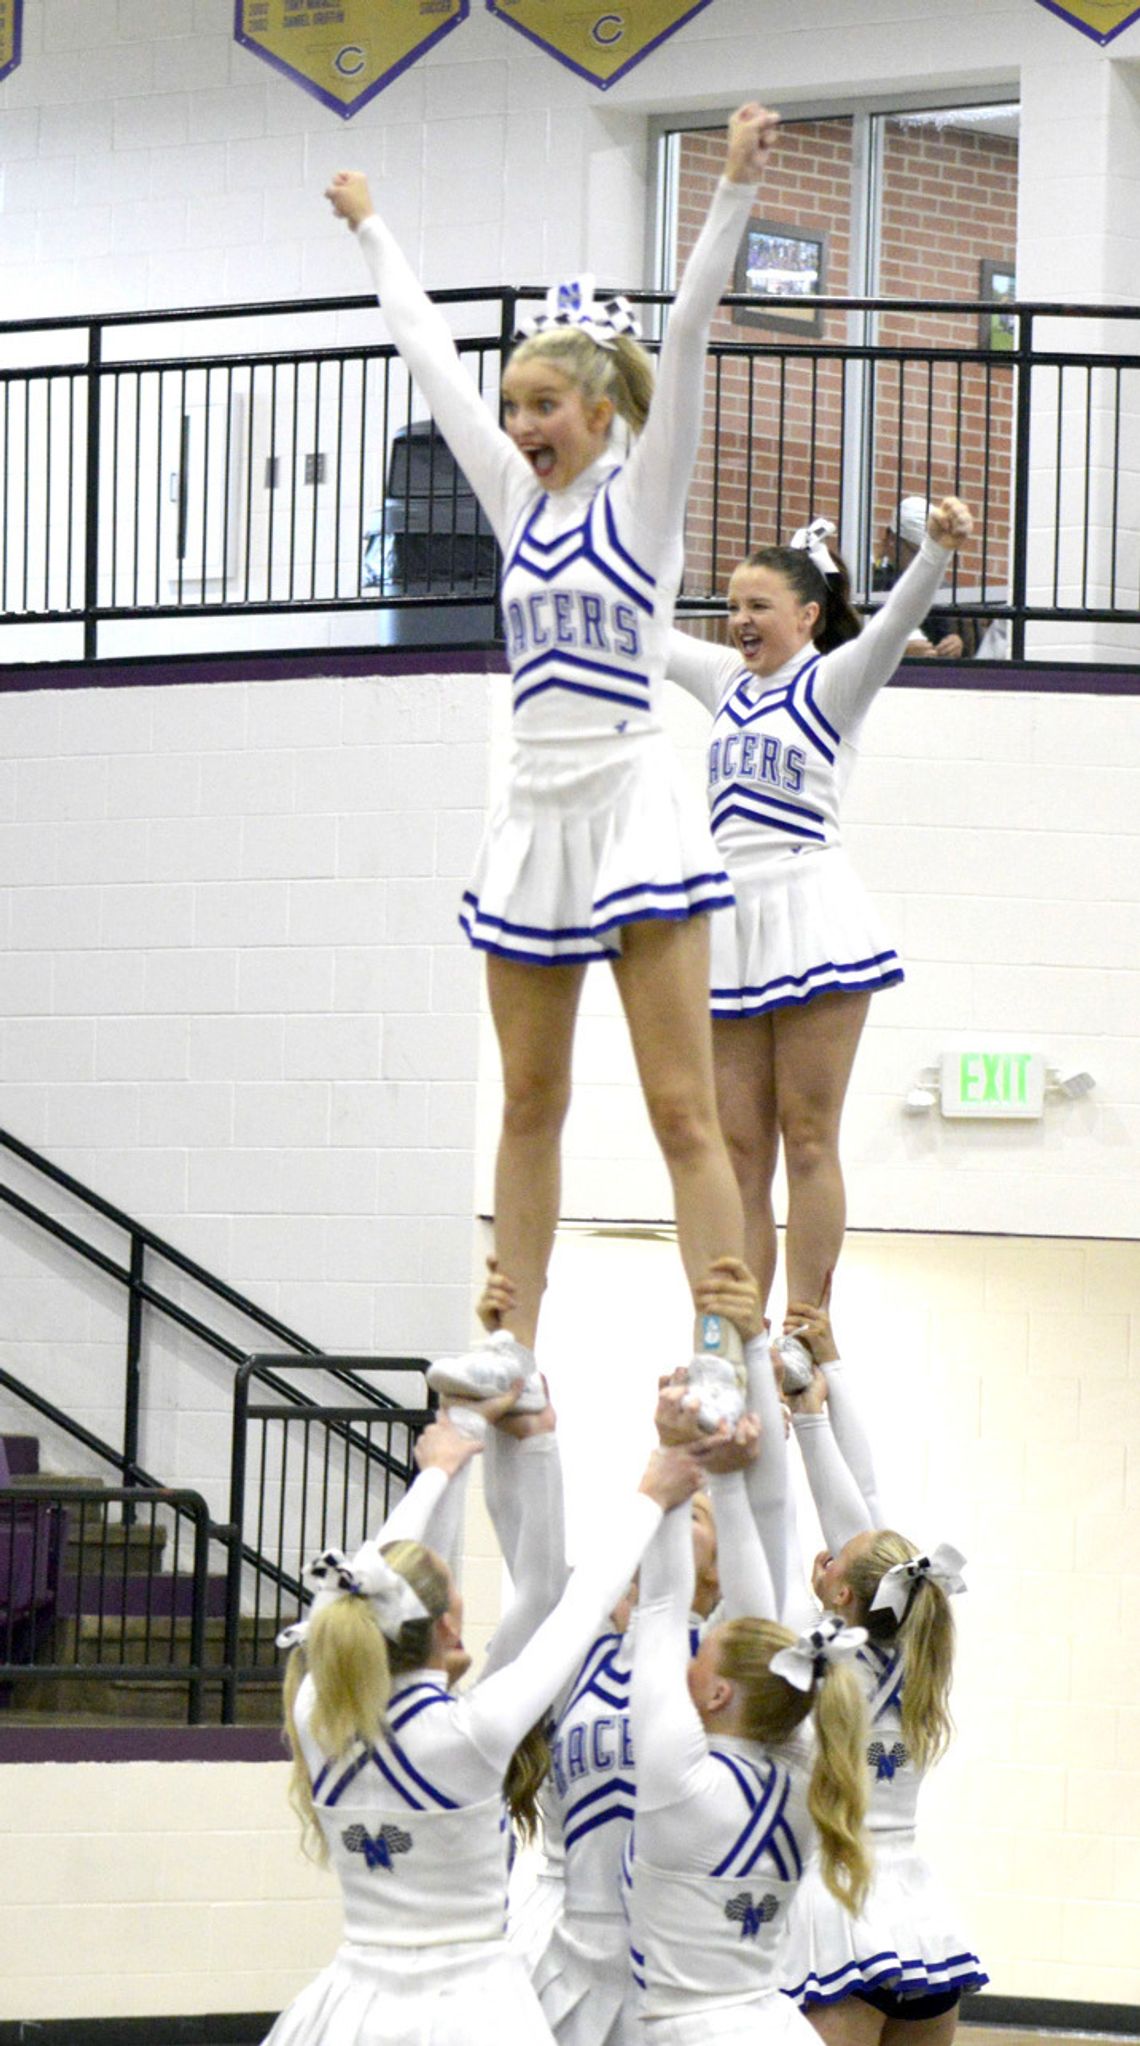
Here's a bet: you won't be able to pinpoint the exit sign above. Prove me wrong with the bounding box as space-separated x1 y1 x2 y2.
939 1049 1047 1119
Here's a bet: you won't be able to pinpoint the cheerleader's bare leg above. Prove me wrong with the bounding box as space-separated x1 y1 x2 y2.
486 954 588 1349
711 1012 780 1309
610 914 745 1288
808 1995 959 2046
772 987 871 1306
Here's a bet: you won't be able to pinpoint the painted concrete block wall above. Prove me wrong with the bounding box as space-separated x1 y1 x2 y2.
477 676 1140 1253
0 666 495 1506
2 1230 1137 2023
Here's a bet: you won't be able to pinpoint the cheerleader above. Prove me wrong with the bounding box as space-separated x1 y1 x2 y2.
780 1301 986 2043
265 1432 705 2046
626 1416 872 2046
667 499 974 1330
326 104 781 1423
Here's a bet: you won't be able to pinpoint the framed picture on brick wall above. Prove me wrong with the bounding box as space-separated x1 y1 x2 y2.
978 258 1017 351
731 219 828 335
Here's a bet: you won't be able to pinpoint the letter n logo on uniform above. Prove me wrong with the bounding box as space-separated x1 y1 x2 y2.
1034 0 1140 42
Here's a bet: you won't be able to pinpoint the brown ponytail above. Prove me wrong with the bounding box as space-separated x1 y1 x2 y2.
742 542 863 653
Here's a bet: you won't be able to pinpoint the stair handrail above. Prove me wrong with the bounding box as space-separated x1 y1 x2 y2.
0 1124 416 1478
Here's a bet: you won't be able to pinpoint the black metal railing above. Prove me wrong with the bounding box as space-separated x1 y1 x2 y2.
0 1129 435 1721
223 1356 431 1721
0 1484 212 1723
2 287 1138 664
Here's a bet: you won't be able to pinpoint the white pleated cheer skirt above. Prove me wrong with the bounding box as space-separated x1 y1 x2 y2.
709 843 902 1018
507 1858 566 1976
261 1936 555 2046
643 1985 818 2046
460 732 733 965
533 1913 636 2046
781 1840 987 2009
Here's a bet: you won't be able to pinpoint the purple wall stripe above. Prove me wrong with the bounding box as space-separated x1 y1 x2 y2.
0 652 1136 697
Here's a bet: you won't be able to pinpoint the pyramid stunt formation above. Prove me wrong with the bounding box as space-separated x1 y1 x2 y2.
263 106 983 2046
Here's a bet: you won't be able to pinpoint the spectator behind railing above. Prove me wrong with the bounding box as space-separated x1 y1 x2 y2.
873 496 1006 658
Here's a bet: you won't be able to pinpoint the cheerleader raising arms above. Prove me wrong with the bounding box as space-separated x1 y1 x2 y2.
327 105 779 1417
627 1418 870 2046
667 500 973 1320
780 1318 985 2044
269 1436 705 2046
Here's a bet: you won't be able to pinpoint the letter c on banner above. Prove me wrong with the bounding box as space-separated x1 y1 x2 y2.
334 44 367 78
591 13 625 45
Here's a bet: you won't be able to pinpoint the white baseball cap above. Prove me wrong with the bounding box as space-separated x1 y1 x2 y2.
889 496 930 547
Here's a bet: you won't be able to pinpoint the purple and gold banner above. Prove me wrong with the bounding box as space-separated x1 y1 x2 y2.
0 0 22 85
486 0 715 90
235 0 468 118
1034 0 1140 41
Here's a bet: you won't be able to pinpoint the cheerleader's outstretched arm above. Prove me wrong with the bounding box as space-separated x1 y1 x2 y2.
785 1297 882 1525
326 171 527 546
792 1402 875 1552
459 1446 703 1771
481 1426 569 1679
695 1259 788 1612
817 498 973 736
632 1497 714 1812
623 107 776 547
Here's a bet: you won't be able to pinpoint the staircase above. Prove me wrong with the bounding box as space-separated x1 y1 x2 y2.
1 1432 280 1726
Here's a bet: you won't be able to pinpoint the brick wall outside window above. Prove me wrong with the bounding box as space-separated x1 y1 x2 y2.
676 118 1018 604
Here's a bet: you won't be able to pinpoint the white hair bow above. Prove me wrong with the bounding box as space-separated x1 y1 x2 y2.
276 1540 430 1651
789 515 838 582
514 273 642 353
870 1543 967 1624
770 1614 867 1692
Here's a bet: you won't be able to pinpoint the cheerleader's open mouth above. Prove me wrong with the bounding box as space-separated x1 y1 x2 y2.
527 446 557 480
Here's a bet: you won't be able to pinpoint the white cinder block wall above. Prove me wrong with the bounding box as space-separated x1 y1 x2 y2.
2 0 1140 2028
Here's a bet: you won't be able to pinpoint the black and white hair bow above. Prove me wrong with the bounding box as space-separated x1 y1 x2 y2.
789 515 839 582
770 1613 867 1691
276 1539 430 1651
870 1542 967 1624
514 273 642 353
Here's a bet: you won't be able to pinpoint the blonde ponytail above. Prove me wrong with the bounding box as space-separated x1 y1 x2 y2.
714 1618 870 1914
809 1661 871 1913
508 325 655 436
281 1539 451 1866
844 1531 956 1770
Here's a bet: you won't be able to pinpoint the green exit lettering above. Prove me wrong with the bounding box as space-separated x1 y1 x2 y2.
960 1052 1033 1105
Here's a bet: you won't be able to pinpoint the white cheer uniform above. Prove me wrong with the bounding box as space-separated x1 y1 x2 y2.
262 1476 662 2046
354 177 760 964
667 537 953 1014
782 1396 986 2009
627 1500 819 2046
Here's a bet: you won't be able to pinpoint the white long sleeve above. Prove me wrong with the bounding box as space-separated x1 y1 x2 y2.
458 1490 664 1770
706 1470 776 1622
354 213 531 548
480 1430 569 1681
792 1411 875 1553
820 1360 883 1526
741 1332 788 1615
812 536 954 737
375 1465 450 1547
631 1500 712 1814
617 176 757 556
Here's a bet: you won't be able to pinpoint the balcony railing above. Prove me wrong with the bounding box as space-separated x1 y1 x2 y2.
1 287 1137 666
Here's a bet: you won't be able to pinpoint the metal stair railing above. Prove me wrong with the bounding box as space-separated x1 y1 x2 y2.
0 1127 436 1720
